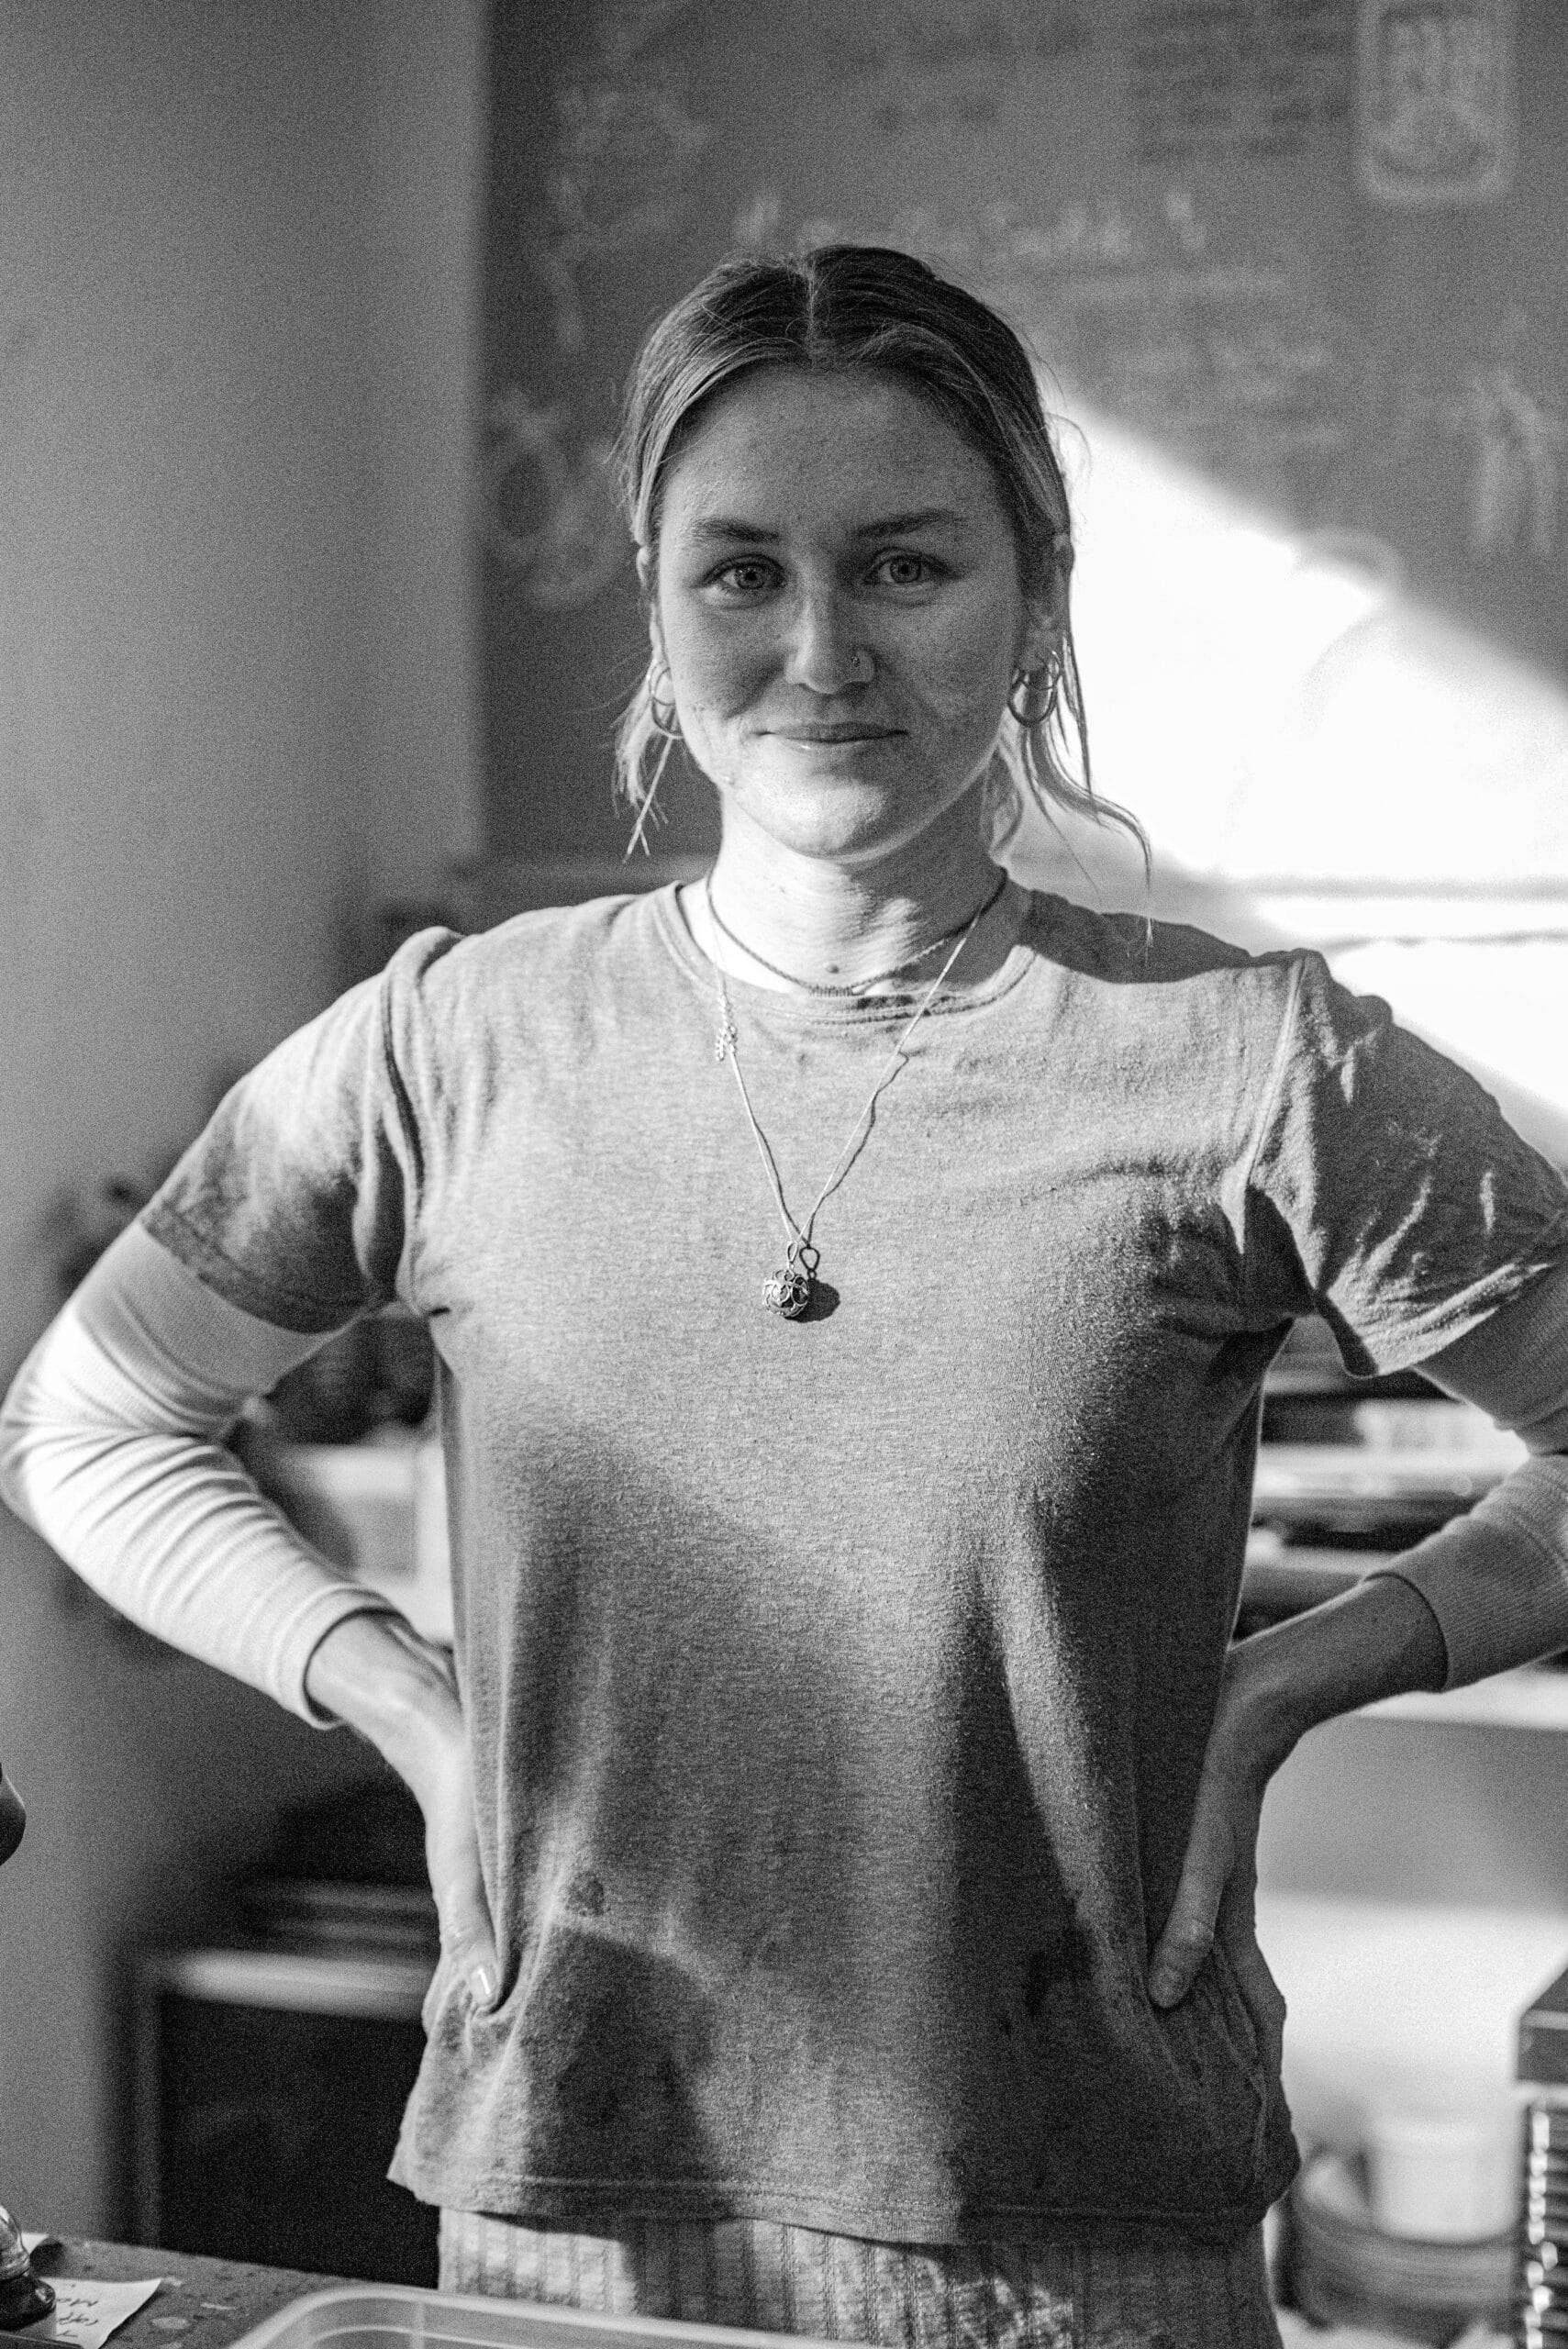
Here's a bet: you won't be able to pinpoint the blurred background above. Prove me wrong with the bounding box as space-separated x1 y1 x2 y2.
4 0 1568 2333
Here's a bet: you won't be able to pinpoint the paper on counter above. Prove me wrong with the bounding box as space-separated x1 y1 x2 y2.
12 2274 162 2348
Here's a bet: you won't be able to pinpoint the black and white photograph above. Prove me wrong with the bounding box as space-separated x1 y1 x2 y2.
3 6 1568 2345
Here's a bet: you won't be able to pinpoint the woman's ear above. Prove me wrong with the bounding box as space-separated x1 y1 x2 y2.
1017 609 1062 681
1018 551 1071 674
635 544 655 598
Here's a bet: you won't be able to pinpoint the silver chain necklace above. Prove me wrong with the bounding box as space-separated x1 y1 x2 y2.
705 873 1004 1319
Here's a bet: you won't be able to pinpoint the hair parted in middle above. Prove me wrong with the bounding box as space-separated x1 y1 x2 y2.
611 241 1146 870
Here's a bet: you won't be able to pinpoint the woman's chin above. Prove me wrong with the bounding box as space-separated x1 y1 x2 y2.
717 763 982 867
734 806 927 867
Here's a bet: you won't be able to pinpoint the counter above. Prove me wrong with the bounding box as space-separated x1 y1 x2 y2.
24 2241 344 2349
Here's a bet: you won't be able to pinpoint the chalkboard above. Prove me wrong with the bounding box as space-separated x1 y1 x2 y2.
482 0 1568 877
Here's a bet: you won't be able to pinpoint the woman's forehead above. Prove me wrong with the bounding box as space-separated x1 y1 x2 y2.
660 364 1005 536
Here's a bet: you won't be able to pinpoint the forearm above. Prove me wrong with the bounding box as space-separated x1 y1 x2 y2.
4 1410 398 1715
1229 1570 1447 1770
0 1224 405 1720
1386 1258 1568 1687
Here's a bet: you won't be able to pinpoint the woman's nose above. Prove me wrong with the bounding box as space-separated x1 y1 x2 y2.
782 591 870 694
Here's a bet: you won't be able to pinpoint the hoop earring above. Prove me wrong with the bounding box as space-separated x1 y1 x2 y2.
649 662 682 741
1007 652 1062 729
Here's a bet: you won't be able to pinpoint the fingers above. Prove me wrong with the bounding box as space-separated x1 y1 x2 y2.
1149 1908 1217 2009
1227 1927 1287 2079
438 1870 500 2009
1149 1798 1235 2007
384 1619 460 1696
422 1745 500 2011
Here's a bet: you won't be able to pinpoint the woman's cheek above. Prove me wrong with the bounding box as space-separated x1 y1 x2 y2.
680 660 773 781
904 597 1018 715
910 654 1016 756
671 618 766 718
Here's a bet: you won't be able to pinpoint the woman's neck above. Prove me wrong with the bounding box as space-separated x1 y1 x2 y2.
687 809 1017 997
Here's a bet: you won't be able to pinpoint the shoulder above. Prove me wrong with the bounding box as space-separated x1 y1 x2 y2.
391 889 662 994
1023 890 1305 1025
380 889 672 1048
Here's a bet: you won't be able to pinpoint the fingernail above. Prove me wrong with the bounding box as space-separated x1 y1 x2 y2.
1150 1967 1181 2006
469 1965 495 2006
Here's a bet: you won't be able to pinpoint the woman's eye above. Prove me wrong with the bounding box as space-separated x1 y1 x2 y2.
873 553 939 588
710 559 777 595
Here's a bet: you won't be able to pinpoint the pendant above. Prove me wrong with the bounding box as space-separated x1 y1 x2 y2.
764 1238 818 1320
763 1264 814 1319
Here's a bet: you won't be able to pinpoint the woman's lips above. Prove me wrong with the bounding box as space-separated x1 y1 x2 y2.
765 723 903 742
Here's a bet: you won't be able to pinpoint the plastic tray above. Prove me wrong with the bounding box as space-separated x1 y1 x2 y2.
227 2287 815 2349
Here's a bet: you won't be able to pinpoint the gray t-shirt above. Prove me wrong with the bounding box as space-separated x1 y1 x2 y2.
143 885 1568 2245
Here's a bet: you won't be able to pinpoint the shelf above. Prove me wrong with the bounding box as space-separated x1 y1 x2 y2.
139 1944 432 2018
1253 1442 1521 1513
1362 1666 1568 1731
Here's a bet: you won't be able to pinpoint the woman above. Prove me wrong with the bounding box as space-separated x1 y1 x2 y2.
7 246 1568 2349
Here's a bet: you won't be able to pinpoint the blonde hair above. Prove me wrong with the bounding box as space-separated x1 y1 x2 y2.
612 244 1146 869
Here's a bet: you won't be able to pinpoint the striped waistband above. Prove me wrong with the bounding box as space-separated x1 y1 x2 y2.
437 2208 1283 2349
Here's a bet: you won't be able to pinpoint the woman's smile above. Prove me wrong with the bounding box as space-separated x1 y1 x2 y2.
763 720 902 741
760 718 906 755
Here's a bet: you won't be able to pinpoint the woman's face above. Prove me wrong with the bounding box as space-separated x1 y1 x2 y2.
651 365 1053 871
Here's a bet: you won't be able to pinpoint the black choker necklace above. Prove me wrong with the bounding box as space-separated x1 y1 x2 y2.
704 868 1008 1000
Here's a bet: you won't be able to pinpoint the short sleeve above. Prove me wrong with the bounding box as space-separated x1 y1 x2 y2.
141 928 462 1334
1247 952 1568 1376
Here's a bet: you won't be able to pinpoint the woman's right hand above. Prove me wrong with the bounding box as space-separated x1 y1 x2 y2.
304 1611 499 2008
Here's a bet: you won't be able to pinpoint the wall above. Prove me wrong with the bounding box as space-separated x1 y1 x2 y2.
479 0 1568 850
1262 1711 1568 1911
0 0 485 2234
357 0 486 916
476 0 1568 1162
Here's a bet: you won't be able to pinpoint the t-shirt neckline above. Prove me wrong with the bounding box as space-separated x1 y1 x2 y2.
648 878 1040 1031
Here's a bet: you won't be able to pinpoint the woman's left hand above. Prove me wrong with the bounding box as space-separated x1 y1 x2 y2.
1145 1638 1288 2075
1144 1572 1447 2067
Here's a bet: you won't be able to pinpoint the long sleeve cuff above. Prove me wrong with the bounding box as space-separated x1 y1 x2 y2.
1367 1454 1568 1689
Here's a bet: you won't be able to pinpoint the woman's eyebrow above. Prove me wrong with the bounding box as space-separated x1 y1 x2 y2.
688 507 971 543
851 507 970 537
689 517 782 543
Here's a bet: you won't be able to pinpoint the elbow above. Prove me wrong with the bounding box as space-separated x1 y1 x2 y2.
0 1346 52 1521
0 1316 95 1525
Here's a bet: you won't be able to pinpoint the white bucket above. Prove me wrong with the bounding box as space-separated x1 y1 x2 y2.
1365 2107 1520 2241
